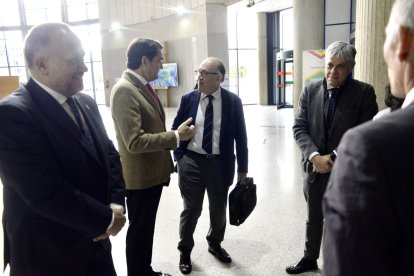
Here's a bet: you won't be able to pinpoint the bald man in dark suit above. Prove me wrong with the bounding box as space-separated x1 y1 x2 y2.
0 23 125 276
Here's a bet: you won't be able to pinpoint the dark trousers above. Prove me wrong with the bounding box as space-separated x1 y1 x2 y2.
126 185 163 276
303 173 329 261
177 151 228 254
5 229 116 276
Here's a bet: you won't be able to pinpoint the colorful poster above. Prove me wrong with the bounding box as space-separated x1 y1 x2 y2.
302 50 325 87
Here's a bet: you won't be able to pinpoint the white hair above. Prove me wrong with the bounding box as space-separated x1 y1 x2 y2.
390 0 414 33
325 41 357 66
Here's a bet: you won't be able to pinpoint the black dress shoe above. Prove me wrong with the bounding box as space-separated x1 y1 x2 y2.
179 252 192 274
152 272 171 276
285 258 318 274
208 245 232 263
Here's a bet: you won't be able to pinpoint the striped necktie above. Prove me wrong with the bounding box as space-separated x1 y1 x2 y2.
66 97 96 150
202 95 214 154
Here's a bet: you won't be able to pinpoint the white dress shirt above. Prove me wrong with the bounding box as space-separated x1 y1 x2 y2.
187 87 222 155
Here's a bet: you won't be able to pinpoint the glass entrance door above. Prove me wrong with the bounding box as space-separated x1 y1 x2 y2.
276 50 293 109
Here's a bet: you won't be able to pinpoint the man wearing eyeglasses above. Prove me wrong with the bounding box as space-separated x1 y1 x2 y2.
172 57 248 274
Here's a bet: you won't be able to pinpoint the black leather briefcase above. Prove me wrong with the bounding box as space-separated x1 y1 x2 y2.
229 177 257 226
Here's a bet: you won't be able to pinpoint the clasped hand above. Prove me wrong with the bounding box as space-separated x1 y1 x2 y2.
178 117 196 141
312 154 333 174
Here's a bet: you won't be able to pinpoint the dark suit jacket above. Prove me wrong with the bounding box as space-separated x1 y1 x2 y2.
0 79 125 272
292 77 378 183
323 102 414 276
172 88 248 185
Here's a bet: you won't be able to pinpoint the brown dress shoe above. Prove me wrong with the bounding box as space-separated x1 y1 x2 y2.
179 253 192 274
208 245 232 263
285 258 318 274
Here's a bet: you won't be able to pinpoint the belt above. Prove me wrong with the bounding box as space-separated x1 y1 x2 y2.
186 150 220 159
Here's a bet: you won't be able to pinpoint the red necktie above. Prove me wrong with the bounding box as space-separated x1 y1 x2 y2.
146 83 161 110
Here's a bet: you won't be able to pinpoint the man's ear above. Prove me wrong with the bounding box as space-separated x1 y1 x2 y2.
141 56 149 67
35 57 48 75
397 26 413 61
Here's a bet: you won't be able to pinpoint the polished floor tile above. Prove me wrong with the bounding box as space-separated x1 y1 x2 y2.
1 105 323 276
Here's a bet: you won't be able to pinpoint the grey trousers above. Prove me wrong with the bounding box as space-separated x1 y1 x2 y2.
177 151 229 253
303 173 329 261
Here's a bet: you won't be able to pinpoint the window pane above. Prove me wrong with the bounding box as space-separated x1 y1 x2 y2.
237 50 258 104
0 68 10 75
2 31 25 67
0 38 8 67
72 24 101 62
66 0 85 4
82 62 94 98
93 62 105 104
68 5 87 22
24 0 62 25
280 9 293 51
10 67 27 83
235 11 257 49
86 2 99 19
0 0 20 26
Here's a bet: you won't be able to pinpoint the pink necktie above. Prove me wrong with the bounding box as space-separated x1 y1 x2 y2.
146 83 161 109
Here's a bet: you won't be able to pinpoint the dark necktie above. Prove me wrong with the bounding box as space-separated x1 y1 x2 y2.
66 97 96 149
202 95 214 154
146 83 161 110
327 88 338 129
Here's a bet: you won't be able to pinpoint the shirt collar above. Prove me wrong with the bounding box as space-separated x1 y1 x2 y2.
127 68 149 85
401 86 414 109
201 87 221 101
31 77 68 105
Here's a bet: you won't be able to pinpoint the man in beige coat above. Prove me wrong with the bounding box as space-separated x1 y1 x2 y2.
110 38 194 276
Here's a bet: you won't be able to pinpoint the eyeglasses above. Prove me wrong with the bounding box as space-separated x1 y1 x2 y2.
194 70 220 78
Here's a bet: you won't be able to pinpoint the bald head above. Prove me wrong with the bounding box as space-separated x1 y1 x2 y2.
24 23 73 69
196 57 226 95
384 0 414 98
24 22 88 97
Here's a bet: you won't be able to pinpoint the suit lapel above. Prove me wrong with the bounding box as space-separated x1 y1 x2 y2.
330 79 354 134
190 90 201 119
27 79 103 166
314 84 326 136
74 96 105 166
123 71 166 122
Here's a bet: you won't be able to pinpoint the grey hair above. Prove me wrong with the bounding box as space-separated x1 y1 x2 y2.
24 22 72 69
325 41 357 66
390 0 414 32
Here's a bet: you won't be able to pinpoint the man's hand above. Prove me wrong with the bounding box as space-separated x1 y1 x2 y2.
93 206 126 241
237 172 247 184
106 212 126 236
178 117 196 141
311 154 333 174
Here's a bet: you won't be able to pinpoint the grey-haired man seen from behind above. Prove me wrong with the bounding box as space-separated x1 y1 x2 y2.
287 41 378 274
323 0 414 275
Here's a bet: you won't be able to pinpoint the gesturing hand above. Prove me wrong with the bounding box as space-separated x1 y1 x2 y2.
178 117 196 141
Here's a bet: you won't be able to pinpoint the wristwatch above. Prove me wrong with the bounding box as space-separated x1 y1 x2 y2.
330 151 337 161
